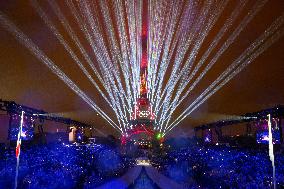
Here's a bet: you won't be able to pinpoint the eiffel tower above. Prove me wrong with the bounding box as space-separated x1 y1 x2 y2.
122 0 162 146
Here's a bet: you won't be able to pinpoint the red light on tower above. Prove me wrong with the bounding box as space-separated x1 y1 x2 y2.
124 0 158 146
140 0 148 98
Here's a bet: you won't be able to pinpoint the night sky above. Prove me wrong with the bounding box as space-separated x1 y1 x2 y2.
0 0 283 139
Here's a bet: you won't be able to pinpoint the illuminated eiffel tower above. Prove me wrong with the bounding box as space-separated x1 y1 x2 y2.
122 0 162 146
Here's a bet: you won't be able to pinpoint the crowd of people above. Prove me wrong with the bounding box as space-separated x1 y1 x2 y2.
1 140 284 189
0 143 133 189
152 144 284 188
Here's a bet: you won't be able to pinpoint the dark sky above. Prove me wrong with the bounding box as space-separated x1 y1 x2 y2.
0 0 283 139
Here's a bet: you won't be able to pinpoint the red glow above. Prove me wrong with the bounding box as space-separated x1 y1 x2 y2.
121 135 127 145
15 143 20 158
128 126 154 137
138 98 148 106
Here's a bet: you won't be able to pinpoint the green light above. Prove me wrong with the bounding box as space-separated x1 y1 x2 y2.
156 133 162 140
